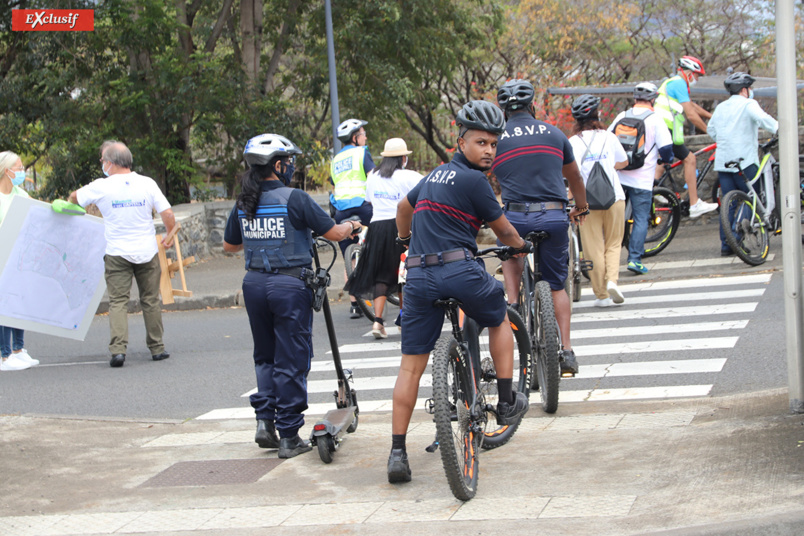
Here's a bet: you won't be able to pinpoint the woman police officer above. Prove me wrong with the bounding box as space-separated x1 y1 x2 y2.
223 133 361 458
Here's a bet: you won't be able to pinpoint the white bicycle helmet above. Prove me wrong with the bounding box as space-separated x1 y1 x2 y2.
243 134 302 166
678 55 705 75
337 118 368 144
633 82 659 101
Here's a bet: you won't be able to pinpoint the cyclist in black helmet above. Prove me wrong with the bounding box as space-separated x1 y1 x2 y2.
493 78 588 377
387 100 531 484
708 72 778 256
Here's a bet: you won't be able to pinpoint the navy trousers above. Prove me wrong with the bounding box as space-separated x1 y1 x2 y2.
242 270 314 438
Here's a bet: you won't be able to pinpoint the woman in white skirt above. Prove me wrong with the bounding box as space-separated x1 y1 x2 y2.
567 95 629 307
344 138 423 337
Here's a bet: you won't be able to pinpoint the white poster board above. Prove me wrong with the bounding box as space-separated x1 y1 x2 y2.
0 196 107 340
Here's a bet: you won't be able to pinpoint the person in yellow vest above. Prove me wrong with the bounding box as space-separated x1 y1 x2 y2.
330 118 375 319
655 55 718 219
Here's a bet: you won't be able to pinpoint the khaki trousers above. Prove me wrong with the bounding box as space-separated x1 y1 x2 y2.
578 200 625 299
104 254 165 356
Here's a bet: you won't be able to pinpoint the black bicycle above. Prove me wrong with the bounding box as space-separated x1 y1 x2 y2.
425 246 532 501
622 186 681 258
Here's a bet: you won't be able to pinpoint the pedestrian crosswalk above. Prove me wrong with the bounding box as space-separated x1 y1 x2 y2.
195 272 771 421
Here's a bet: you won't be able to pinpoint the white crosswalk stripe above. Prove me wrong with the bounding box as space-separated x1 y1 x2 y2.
195 271 769 421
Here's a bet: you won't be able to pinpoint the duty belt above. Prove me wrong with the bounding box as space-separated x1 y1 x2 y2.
248 266 308 280
405 248 473 269
505 202 566 213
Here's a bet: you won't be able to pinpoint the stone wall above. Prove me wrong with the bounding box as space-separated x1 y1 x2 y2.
154 200 235 261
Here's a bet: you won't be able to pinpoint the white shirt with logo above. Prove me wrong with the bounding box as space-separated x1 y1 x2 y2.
569 130 628 203
365 168 423 222
76 172 171 263
608 106 672 191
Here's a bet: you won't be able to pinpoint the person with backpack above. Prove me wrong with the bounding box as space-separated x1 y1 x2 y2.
655 56 718 219
609 82 674 275
568 96 629 307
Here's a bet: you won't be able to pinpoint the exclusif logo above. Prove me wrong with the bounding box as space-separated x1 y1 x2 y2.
12 9 95 32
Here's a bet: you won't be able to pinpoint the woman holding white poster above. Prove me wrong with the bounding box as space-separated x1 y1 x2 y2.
0 151 39 371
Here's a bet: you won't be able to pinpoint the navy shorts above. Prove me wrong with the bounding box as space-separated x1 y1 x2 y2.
501 209 569 291
401 258 507 355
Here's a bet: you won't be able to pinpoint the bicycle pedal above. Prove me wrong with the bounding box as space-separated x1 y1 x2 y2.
424 398 435 415
579 260 594 271
560 371 576 378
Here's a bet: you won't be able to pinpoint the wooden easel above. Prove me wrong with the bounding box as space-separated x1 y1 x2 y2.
156 222 195 304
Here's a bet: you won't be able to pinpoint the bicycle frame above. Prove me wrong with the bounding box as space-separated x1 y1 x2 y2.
739 151 778 230
657 143 717 195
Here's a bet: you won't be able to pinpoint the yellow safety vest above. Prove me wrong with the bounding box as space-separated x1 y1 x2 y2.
330 146 368 202
656 76 687 145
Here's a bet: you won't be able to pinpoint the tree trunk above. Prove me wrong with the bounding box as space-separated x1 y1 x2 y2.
240 0 263 91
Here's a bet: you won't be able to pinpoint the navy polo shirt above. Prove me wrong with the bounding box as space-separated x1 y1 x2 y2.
492 112 575 205
406 152 503 256
224 180 335 257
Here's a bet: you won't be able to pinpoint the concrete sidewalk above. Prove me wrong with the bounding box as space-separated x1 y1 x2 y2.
2 389 803 535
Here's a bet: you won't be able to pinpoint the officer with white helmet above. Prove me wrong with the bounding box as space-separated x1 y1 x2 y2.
330 118 376 319
224 133 361 458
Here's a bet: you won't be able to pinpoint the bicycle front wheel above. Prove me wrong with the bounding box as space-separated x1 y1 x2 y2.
534 280 560 414
720 190 768 265
464 308 533 450
432 335 480 501
643 186 680 258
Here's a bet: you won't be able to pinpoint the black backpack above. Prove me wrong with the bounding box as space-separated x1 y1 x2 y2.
612 109 654 170
578 133 616 211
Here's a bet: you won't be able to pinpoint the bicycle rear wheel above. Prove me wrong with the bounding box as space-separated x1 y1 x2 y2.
464 308 532 450
643 186 681 258
534 280 560 414
720 190 768 265
565 227 582 304
432 335 480 501
345 244 400 321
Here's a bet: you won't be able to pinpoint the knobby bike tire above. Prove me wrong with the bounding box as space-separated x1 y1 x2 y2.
643 186 681 258
534 280 560 414
720 190 768 266
432 335 480 501
463 309 533 450
566 227 582 304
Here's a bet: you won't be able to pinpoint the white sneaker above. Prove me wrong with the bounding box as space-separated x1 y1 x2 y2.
607 281 625 304
0 354 32 371
689 199 718 218
594 298 614 308
15 349 39 366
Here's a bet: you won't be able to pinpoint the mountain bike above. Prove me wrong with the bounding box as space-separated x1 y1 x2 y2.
514 231 562 414
343 224 401 321
656 142 721 216
719 137 781 265
425 245 532 501
622 185 681 258
565 209 592 297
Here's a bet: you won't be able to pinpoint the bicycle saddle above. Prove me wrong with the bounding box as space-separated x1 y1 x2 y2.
724 158 744 170
524 230 549 243
434 298 463 309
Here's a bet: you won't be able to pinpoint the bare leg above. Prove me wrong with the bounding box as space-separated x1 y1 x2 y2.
392 354 430 435
683 152 699 204
552 288 572 350
502 257 524 305
487 314 514 379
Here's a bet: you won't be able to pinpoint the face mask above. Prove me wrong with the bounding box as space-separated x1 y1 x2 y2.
10 170 25 186
278 163 295 186
101 161 110 177
402 158 407 169
748 89 754 99
688 77 697 86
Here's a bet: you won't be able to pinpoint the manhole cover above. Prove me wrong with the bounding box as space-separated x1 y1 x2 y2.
140 459 283 487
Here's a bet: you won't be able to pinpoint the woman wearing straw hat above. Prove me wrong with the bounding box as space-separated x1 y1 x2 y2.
344 138 423 338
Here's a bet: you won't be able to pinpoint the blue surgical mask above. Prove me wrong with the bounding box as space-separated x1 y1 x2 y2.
278 163 295 186
101 162 110 177
748 89 754 99
11 170 25 186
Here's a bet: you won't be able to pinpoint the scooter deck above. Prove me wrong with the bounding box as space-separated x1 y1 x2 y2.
319 406 357 433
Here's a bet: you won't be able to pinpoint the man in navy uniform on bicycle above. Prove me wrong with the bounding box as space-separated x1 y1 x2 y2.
493 79 588 377
330 118 375 319
388 100 532 484
707 72 778 256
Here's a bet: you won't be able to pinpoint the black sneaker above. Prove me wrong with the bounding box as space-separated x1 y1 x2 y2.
387 448 412 483
109 354 125 368
349 304 363 319
560 349 579 376
255 419 279 449
278 435 312 458
496 391 529 425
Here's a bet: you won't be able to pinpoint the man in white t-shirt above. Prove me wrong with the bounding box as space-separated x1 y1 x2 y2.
69 141 176 368
608 82 674 275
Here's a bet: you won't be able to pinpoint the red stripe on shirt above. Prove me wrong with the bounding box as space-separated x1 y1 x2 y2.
492 145 564 170
414 199 482 231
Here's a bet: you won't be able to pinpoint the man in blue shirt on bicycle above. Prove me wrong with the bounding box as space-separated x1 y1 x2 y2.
388 100 531 484
708 72 778 256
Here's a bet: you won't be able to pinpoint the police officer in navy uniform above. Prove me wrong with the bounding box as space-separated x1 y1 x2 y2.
388 101 532 483
223 134 361 459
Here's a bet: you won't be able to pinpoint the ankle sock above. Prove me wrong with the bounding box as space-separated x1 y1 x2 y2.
392 434 406 451
375 317 384 326
498 378 513 404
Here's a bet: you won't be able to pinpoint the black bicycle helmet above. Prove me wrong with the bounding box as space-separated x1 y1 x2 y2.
724 72 755 95
497 79 535 112
570 94 600 120
456 100 506 136
633 81 659 101
243 133 302 166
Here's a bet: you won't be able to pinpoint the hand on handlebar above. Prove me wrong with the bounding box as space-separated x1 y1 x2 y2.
569 205 589 224
499 241 533 261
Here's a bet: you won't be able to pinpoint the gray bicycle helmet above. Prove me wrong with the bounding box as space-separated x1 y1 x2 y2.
456 100 506 136
724 72 755 95
243 133 302 166
336 118 368 144
497 79 535 112
570 94 600 120
633 81 659 101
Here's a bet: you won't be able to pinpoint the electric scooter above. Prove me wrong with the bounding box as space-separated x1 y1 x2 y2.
308 235 359 464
